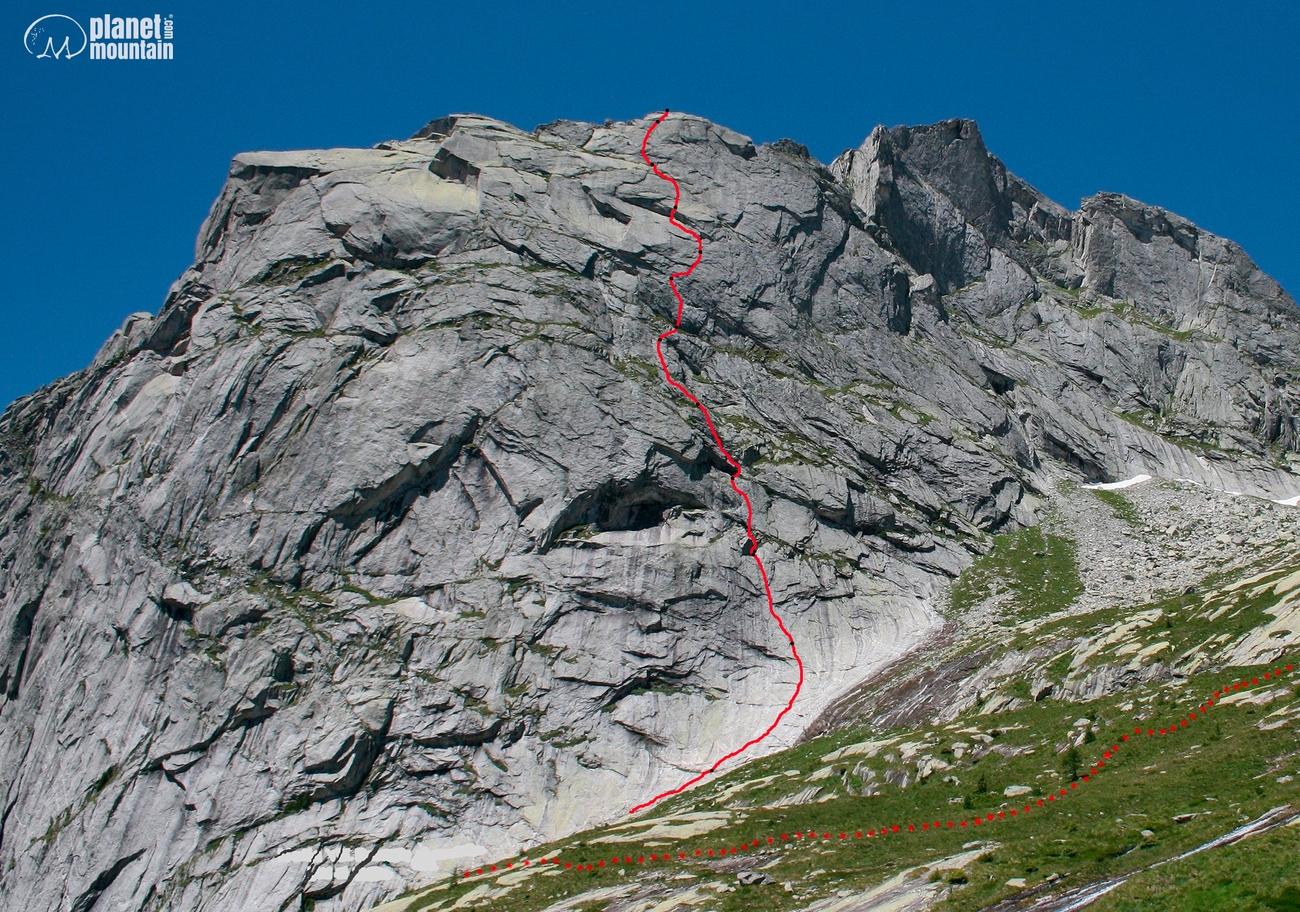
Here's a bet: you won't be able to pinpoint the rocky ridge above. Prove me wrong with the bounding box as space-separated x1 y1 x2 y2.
1 111 1299 912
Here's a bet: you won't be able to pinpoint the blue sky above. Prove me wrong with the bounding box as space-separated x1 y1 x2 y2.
2 0 1297 408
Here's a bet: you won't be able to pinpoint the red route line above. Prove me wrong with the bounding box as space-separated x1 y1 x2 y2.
458 662 1295 879
624 110 805 816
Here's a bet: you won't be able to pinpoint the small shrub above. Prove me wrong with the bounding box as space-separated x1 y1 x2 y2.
1061 747 1082 781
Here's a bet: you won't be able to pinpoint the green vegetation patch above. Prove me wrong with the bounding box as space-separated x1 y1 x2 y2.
948 524 1084 623
1092 822 1300 912
1091 488 1142 526
255 255 341 286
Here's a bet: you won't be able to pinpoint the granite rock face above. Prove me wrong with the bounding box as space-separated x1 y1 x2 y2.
1 112 1298 912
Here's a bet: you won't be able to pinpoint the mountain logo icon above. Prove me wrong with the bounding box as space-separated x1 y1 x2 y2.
23 14 86 59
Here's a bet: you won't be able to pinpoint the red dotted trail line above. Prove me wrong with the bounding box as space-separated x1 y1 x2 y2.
624 110 805 816
460 663 1295 879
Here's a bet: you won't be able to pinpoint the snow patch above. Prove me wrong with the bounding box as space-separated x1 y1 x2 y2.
1083 474 1152 491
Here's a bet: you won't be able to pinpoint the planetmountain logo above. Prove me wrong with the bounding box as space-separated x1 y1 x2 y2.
23 14 86 58
23 14 174 61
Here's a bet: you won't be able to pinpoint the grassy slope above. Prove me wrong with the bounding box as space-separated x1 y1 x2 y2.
1092 825 1300 912
374 486 1300 912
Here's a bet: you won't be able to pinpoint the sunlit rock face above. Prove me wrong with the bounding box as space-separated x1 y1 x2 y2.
1 111 1298 912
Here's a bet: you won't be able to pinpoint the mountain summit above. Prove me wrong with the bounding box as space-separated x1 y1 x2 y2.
1 112 1297 912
